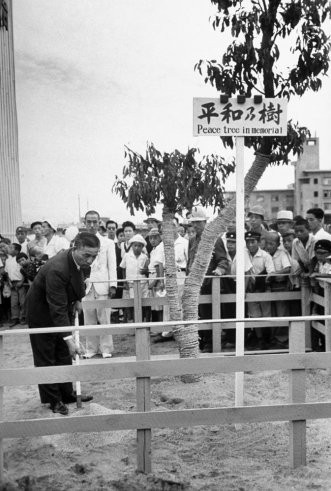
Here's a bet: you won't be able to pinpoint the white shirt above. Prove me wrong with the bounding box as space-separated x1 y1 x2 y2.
312 228 331 247
227 249 253 275
44 234 69 258
85 232 117 296
148 242 165 275
18 239 29 255
292 234 315 265
247 247 275 275
5 256 23 281
271 247 291 272
120 249 148 281
174 235 188 270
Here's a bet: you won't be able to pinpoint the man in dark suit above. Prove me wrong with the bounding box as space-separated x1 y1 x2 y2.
26 232 100 415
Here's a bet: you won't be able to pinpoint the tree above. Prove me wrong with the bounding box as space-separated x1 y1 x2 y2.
113 145 235 376
114 0 330 380
185 1 330 348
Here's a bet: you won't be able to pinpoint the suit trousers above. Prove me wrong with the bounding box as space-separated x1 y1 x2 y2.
29 329 73 405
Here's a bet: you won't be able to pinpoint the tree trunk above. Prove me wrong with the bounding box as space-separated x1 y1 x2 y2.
180 152 270 364
162 208 201 382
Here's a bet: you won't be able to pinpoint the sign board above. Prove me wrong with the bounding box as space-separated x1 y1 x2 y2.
193 97 287 137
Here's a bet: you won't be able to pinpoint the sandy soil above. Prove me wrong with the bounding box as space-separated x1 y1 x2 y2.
2 328 331 491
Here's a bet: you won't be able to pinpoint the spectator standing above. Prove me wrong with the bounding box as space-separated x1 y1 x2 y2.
121 221 136 258
42 221 69 258
144 217 162 254
245 231 275 350
292 218 315 272
276 210 293 236
120 234 149 300
27 221 47 259
148 228 165 323
83 210 117 358
5 243 26 327
15 226 29 255
106 220 118 242
265 231 291 348
306 208 331 243
247 205 269 250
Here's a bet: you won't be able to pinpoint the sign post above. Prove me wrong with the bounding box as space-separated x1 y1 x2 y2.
193 95 287 406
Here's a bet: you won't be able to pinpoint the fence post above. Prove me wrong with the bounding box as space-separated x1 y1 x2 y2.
300 276 311 350
134 281 152 473
0 335 4 482
289 320 306 468
212 277 221 353
324 282 331 375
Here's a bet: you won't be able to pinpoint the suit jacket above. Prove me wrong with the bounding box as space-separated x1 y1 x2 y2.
26 249 85 330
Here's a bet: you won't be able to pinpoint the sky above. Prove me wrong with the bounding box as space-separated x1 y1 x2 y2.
12 0 331 225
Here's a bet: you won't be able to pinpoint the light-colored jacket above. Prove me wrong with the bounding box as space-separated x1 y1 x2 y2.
85 233 117 296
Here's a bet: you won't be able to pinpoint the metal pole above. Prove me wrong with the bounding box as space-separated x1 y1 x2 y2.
235 136 245 407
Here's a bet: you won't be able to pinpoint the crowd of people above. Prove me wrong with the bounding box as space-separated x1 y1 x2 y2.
1 206 331 353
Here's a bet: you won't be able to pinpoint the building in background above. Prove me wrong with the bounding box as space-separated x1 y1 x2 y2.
225 137 331 225
0 0 22 237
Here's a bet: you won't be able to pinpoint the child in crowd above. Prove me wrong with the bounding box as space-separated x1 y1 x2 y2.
292 218 315 273
120 234 149 301
4 243 26 327
16 252 36 285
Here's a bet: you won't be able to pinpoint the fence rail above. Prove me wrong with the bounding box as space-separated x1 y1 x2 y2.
1 318 331 479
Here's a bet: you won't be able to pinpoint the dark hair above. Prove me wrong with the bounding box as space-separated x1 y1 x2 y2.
306 208 324 220
73 232 100 249
85 210 100 219
16 252 28 262
116 227 124 238
30 221 42 229
12 243 22 253
294 217 309 229
122 221 136 231
106 220 118 229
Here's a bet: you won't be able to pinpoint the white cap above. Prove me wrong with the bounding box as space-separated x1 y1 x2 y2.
189 206 208 222
128 234 147 246
277 210 293 221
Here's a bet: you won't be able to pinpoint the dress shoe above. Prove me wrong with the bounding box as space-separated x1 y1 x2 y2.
63 393 93 404
9 319 20 328
51 401 69 416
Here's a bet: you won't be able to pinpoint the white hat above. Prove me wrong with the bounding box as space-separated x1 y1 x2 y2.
277 210 293 221
42 220 57 232
128 234 147 246
189 206 208 222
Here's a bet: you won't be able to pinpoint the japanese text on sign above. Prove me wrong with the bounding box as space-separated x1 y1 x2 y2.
193 98 287 137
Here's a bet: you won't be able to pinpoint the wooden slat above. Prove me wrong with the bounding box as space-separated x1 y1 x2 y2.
212 277 221 353
134 281 151 474
2 402 331 439
2 352 331 387
311 293 324 307
311 321 326 336
289 321 306 468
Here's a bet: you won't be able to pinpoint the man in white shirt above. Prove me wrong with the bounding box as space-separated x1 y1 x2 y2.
306 208 331 243
245 230 275 350
292 217 315 270
82 210 117 358
42 221 69 259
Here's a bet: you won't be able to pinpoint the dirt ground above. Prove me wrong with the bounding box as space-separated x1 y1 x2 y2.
2 326 331 491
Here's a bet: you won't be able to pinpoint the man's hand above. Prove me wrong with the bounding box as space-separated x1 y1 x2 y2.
74 301 83 315
65 338 84 359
